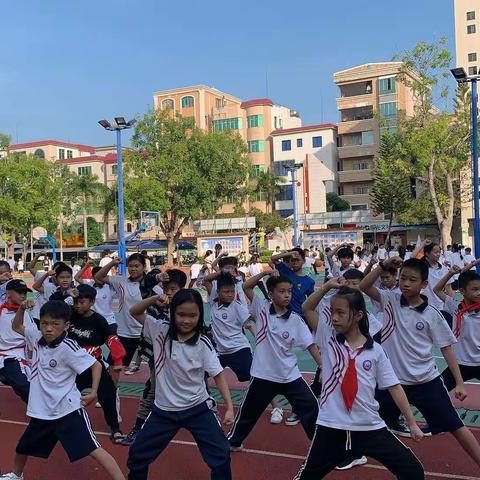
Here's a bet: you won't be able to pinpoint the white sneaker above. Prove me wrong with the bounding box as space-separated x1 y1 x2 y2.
0 473 24 479
270 407 283 424
335 456 368 470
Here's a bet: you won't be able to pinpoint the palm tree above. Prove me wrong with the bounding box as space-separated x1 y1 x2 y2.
253 169 286 214
99 183 117 240
73 174 109 248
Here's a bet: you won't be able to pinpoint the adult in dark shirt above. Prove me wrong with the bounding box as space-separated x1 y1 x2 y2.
68 284 126 443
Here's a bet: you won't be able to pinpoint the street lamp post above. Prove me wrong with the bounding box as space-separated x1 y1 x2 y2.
451 68 480 272
285 163 303 248
98 117 135 275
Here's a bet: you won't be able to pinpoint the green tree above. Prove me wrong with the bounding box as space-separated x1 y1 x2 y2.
86 217 103 247
370 132 411 245
251 170 285 213
326 192 350 212
249 208 291 234
124 108 250 264
0 153 65 257
73 174 109 248
394 39 470 247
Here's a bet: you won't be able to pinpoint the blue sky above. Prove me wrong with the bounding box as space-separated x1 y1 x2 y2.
0 0 455 147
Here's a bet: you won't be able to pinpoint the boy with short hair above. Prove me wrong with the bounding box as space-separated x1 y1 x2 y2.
360 257 480 468
32 264 74 304
227 271 321 451
1 300 125 480
0 280 36 403
433 263 480 387
326 243 354 278
68 283 126 444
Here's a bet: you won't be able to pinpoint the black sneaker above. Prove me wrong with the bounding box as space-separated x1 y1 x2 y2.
121 428 139 446
389 420 411 437
335 456 367 470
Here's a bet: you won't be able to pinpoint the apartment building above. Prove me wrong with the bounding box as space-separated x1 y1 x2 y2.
333 63 416 211
454 0 480 76
270 124 337 218
153 85 302 213
4 140 95 159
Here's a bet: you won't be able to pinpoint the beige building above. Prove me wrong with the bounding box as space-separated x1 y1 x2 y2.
454 0 480 76
333 63 416 211
270 124 337 218
153 85 302 213
3 140 95 160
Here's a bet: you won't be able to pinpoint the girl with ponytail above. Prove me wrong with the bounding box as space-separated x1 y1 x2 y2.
296 283 424 479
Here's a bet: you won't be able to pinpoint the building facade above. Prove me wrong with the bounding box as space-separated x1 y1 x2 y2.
270 124 337 218
333 62 416 212
152 85 302 214
454 0 480 76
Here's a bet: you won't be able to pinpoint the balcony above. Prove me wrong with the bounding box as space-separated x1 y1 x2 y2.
338 118 377 135
336 94 374 111
297 209 380 226
340 193 371 206
338 169 372 183
338 144 378 159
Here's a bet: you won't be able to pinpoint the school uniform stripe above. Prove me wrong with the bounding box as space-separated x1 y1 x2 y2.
80 408 101 448
64 339 81 352
154 335 166 374
381 302 396 343
227 378 254 441
200 335 214 351
293 426 318 479
256 310 269 345
320 339 345 406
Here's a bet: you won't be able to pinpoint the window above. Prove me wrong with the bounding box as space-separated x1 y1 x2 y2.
113 223 117 233
468 52 478 62
252 165 265 176
181 96 194 108
273 160 294 176
276 185 293 201
59 148 65 160
33 148 45 158
255 190 267 202
281 140 292 151
380 126 398 136
469 66 478 76
338 185 344 195
353 186 370 195
274 116 283 129
467 24 476 34
467 11 476 21
112 165 117 175
378 77 397 94
351 204 368 211
212 117 242 131
361 131 374 145
297 138 303 148
77 166 92 176
162 99 174 110
353 162 369 170
67 150 73 158
380 102 397 118
215 98 224 108
312 136 323 148
247 114 264 128
126 223 132 233
248 140 265 153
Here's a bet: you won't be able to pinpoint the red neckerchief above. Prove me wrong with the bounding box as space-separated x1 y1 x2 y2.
341 346 365 413
0 303 20 316
455 301 480 337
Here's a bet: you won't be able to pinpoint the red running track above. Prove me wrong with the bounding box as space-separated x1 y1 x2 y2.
0 387 479 480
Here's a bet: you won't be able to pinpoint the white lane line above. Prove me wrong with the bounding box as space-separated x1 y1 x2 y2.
0 419 479 480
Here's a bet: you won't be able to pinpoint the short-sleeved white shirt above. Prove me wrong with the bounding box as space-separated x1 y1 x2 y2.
0 308 35 369
210 299 251 354
314 319 398 431
250 297 313 383
144 316 223 411
378 290 456 384
209 278 246 305
91 283 116 325
190 263 203 280
25 329 96 420
107 275 142 337
423 263 454 310
443 296 480 366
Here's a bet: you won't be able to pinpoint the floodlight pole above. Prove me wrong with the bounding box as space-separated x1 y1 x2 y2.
116 129 126 275
285 163 303 248
471 78 479 272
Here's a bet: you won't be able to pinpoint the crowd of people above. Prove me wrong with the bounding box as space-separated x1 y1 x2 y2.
0 239 479 479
